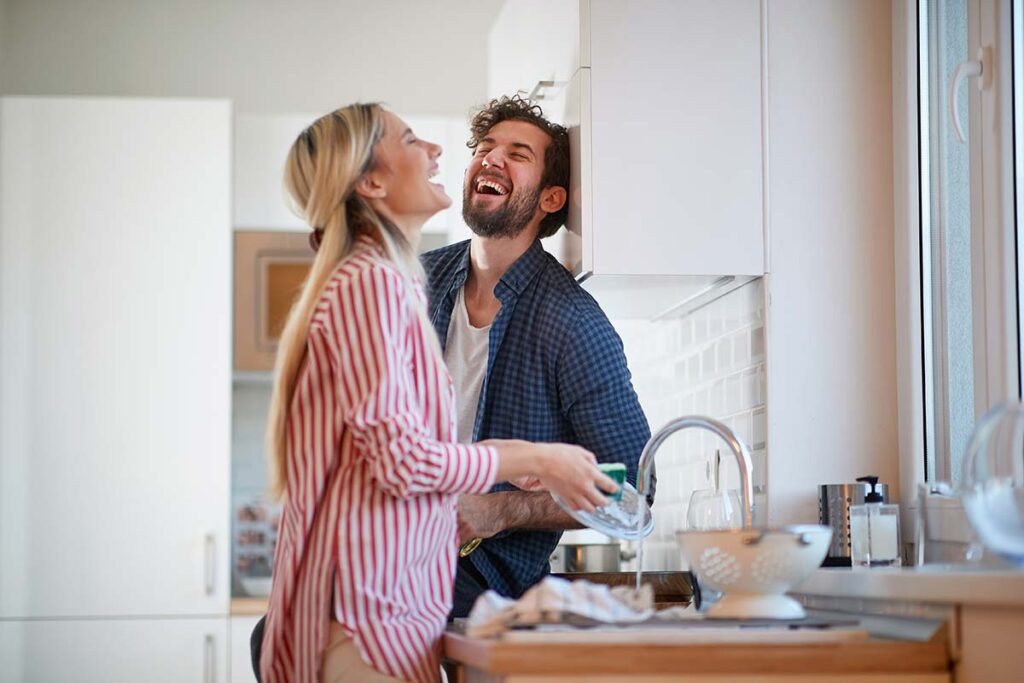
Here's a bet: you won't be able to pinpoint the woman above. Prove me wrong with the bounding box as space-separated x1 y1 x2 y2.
259 103 615 683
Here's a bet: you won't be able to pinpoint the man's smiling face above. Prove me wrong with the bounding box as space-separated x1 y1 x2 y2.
462 120 551 239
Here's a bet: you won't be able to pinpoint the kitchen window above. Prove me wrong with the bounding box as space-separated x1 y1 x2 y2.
907 0 1022 492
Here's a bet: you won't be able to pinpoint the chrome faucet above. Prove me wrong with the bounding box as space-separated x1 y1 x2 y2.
637 415 755 528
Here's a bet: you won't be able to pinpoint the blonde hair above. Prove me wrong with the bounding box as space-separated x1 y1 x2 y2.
267 103 432 500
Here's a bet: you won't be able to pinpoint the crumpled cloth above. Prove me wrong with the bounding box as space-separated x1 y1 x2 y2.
464 576 655 638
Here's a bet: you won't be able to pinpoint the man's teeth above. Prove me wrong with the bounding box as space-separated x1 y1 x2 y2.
477 179 509 195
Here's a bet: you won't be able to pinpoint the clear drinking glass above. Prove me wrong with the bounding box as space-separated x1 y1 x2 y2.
686 489 743 531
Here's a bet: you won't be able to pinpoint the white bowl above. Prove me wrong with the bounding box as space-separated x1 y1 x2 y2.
240 576 273 597
675 525 831 619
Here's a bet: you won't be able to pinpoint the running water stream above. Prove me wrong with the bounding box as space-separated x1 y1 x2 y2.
635 540 645 590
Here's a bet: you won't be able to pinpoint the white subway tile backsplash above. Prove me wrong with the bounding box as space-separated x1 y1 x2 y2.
701 346 715 379
726 374 742 414
696 315 711 344
680 319 694 347
709 314 724 339
716 337 732 373
751 326 765 360
733 412 752 446
753 405 766 438
612 279 766 571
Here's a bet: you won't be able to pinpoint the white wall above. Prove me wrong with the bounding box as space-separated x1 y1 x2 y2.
766 0 898 524
0 0 501 117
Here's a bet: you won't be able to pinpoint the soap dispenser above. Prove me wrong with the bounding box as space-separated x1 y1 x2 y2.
850 475 901 568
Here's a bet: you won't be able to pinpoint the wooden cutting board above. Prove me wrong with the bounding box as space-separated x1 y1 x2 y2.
500 624 869 645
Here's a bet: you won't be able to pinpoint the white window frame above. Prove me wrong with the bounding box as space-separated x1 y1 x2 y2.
893 0 1021 542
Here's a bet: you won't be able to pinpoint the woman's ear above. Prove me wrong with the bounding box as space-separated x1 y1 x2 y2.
540 186 567 214
354 172 387 200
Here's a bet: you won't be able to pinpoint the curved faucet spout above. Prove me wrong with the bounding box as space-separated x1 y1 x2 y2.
637 415 755 528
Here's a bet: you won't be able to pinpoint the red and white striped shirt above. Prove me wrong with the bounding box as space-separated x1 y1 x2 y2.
260 237 499 683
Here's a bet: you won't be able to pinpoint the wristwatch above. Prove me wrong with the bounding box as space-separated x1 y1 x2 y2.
459 537 482 557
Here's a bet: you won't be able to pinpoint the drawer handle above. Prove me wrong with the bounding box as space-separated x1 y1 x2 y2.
204 533 216 596
204 633 216 683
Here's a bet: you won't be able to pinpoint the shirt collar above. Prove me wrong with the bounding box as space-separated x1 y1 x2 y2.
498 239 547 295
448 238 547 297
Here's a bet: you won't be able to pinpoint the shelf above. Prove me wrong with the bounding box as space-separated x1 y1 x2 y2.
232 596 269 615
233 371 274 384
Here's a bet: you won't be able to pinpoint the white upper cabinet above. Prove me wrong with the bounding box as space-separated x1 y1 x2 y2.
488 0 766 278
0 97 232 618
488 0 586 103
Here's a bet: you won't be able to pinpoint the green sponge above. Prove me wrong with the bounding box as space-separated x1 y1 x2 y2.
598 463 626 501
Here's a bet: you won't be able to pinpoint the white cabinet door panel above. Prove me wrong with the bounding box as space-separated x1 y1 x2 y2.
589 0 764 276
0 97 232 617
230 616 261 682
487 0 583 99
0 618 228 682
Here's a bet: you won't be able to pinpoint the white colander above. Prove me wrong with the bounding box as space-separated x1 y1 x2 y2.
676 525 832 619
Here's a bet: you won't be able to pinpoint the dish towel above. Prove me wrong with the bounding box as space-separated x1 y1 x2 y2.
465 576 655 637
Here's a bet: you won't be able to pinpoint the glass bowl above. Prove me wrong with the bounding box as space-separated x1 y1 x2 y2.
961 401 1024 565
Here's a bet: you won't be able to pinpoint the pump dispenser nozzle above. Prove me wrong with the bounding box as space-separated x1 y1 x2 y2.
856 475 884 503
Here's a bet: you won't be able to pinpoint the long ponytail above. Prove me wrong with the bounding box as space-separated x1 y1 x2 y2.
266 103 433 500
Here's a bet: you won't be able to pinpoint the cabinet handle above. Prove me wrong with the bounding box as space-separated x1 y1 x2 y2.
947 46 992 144
529 80 557 101
204 633 216 683
204 532 216 596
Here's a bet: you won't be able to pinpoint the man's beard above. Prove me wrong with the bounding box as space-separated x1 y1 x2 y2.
462 182 541 240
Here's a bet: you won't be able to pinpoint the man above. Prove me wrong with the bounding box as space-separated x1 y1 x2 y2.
422 94 652 618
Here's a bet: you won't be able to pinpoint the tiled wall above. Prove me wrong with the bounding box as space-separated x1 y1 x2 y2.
611 279 767 572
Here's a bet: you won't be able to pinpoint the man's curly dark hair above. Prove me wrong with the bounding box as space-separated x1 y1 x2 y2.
466 94 570 239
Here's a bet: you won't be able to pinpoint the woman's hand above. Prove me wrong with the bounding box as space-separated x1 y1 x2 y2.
534 444 618 513
486 439 618 512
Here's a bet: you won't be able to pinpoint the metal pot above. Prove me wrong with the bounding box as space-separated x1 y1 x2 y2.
549 530 635 573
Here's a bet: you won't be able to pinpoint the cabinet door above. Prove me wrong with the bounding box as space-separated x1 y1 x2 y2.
488 0 584 99
0 97 232 617
0 618 228 682
589 0 765 276
230 616 262 682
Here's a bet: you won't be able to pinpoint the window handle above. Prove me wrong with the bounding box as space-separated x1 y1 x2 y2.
948 46 993 144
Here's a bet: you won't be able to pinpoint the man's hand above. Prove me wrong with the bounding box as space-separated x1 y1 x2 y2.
457 493 507 544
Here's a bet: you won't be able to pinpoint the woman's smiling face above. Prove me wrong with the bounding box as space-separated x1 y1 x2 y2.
362 110 451 227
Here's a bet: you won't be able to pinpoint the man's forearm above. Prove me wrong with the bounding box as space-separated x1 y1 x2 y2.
496 491 584 531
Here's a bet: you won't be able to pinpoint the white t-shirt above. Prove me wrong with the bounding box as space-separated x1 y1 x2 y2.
443 287 491 444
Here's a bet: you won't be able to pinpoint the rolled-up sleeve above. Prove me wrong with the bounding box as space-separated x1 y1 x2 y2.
313 263 498 499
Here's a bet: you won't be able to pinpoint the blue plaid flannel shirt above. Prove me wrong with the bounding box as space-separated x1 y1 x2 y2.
422 239 652 601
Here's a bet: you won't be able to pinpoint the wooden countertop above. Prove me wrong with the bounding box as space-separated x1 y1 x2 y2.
232 597 268 615
444 622 951 678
